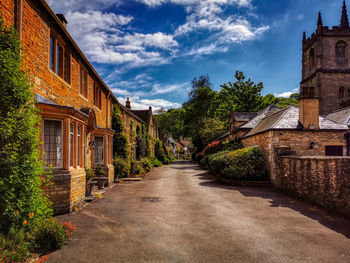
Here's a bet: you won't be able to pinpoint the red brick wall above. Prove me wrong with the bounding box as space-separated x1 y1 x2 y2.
0 0 15 28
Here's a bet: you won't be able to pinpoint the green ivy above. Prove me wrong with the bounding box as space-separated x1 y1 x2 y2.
0 18 52 233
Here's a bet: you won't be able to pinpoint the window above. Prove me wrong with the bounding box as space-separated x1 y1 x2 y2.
43 120 62 168
80 67 88 98
49 34 71 83
77 126 82 167
336 41 347 58
56 43 63 76
339 87 345 99
49 36 54 71
325 146 343 156
94 136 104 164
83 132 86 167
94 84 102 109
70 123 74 167
309 48 315 69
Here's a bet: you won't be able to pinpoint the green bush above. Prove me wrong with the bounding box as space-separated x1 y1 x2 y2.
114 157 130 179
141 158 152 172
31 218 67 252
222 139 243 152
134 161 142 175
206 147 266 181
155 139 166 163
0 17 52 233
94 164 106 176
112 105 129 159
164 158 171 165
0 227 31 262
136 136 147 160
152 157 163 167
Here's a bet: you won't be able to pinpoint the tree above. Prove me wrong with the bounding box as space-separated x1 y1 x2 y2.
261 94 299 109
217 71 264 117
154 108 186 139
0 19 52 232
198 118 226 146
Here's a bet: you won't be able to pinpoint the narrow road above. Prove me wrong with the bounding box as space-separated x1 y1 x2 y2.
48 161 350 263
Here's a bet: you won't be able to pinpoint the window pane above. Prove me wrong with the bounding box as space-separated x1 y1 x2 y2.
43 120 62 168
50 36 54 70
64 51 70 82
94 136 104 164
77 126 81 166
70 123 74 167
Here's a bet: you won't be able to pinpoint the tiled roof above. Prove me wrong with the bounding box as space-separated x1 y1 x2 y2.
244 106 348 137
231 112 257 122
240 105 281 129
326 106 350 125
131 110 150 123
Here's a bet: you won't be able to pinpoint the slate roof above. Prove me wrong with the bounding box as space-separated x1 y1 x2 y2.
240 105 281 129
244 106 349 138
231 112 257 122
326 106 350 126
131 110 150 124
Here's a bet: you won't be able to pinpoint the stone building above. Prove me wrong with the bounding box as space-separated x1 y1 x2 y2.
301 1 350 115
228 3 350 183
124 98 160 156
1 0 117 213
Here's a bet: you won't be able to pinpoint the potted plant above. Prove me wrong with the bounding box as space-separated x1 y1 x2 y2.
85 168 95 196
94 164 107 189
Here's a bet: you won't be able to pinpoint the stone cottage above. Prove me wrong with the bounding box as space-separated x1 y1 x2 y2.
1 0 119 213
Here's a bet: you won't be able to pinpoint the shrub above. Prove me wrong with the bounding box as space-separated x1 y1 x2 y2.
222 139 243 152
112 105 129 159
31 218 67 252
155 139 166 163
141 158 152 172
201 140 222 156
152 157 163 167
85 168 94 182
0 227 30 262
0 17 52 232
114 157 130 179
164 158 171 165
222 147 265 181
206 147 266 181
136 136 147 160
94 164 106 177
134 161 143 175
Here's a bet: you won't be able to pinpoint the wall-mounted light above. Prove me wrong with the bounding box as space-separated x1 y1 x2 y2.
309 142 315 149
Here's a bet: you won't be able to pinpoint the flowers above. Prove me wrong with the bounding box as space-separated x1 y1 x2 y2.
22 219 28 226
62 222 76 240
29 212 34 219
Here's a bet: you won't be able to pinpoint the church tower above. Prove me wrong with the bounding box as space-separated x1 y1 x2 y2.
301 1 350 115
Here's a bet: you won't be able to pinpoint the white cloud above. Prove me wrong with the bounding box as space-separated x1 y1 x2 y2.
138 0 251 8
151 83 188 95
274 88 299 98
65 10 177 66
47 0 123 13
117 97 181 110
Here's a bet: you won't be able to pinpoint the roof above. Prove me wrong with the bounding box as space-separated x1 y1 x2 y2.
35 94 88 118
36 0 118 103
216 131 230 141
326 106 350 126
244 106 349 138
240 105 281 129
231 112 257 122
131 110 150 124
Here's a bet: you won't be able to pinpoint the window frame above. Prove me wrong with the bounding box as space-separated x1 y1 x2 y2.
94 136 104 164
94 83 102 109
80 65 88 98
69 122 75 168
43 119 63 169
48 32 71 84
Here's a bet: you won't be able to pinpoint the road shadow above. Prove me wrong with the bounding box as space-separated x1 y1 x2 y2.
197 171 350 239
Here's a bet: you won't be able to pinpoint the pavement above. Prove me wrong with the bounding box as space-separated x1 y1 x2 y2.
47 160 350 263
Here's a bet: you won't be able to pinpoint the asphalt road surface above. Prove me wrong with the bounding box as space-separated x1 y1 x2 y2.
47 160 350 263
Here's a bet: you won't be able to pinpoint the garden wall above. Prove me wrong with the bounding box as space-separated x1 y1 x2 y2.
276 156 350 218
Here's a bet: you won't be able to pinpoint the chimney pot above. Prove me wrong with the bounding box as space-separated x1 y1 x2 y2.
126 97 131 109
56 14 68 28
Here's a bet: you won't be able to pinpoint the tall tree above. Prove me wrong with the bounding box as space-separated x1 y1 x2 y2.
217 71 264 120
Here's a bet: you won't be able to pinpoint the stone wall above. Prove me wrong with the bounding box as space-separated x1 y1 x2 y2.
242 130 347 181
276 156 350 218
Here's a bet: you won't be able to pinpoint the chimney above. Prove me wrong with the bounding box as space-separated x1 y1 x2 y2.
149 106 152 112
126 97 131 109
56 14 68 28
299 86 319 130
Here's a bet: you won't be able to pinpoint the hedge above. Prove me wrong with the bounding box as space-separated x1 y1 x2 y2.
204 147 266 181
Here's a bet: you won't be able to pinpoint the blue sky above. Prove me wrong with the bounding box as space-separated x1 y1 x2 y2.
47 0 345 110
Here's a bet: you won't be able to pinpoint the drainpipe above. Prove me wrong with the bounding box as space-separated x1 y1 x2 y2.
106 92 111 128
15 0 23 40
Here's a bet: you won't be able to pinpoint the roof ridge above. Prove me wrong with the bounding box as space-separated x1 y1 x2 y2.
268 106 293 129
328 105 350 114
